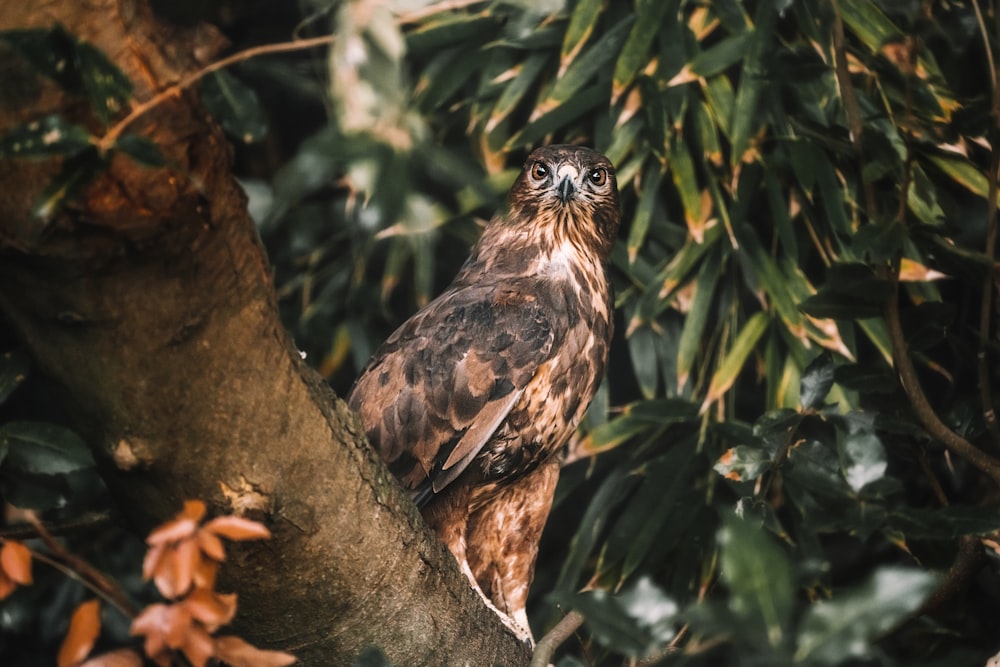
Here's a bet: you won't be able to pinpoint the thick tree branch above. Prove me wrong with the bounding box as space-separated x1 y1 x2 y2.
0 1 529 664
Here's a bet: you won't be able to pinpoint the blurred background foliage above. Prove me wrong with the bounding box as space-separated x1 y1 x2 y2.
4 0 1000 665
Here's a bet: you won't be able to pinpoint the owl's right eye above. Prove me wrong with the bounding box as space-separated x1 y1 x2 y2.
530 162 549 181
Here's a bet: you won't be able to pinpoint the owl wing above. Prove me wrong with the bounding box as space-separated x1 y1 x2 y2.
347 282 561 506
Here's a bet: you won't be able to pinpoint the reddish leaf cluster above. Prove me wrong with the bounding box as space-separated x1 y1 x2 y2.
141 499 270 599
3 500 294 666
0 538 32 598
129 499 294 667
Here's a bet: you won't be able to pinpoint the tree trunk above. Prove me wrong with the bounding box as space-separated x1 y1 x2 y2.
0 1 530 664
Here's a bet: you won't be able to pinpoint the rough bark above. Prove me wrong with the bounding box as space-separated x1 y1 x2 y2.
0 1 531 664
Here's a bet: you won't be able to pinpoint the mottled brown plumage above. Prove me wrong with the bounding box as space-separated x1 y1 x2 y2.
348 145 620 641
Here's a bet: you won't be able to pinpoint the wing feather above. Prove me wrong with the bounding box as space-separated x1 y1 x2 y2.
347 281 562 503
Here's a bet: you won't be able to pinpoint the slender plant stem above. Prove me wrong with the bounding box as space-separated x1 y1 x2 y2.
26 515 140 618
531 610 584 667
971 0 1000 445
98 0 482 152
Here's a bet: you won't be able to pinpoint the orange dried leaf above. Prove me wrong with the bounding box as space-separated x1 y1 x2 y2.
184 589 237 631
147 516 199 547
142 543 166 582
197 529 226 561
180 499 208 521
153 536 200 599
58 599 102 667
131 603 169 656
214 636 297 667
132 602 194 655
79 648 143 667
147 500 207 546
1 540 33 585
204 516 272 541
180 624 216 667
193 557 219 591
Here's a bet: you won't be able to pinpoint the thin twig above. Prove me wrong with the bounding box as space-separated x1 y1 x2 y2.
26 515 140 618
0 511 112 540
98 0 482 152
971 0 1000 446
98 34 337 151
531 610 584 667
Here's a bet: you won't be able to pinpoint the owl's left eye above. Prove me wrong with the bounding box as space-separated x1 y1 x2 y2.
588 168 607 186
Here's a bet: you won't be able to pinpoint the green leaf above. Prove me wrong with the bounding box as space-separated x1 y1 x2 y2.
0 115 92 158
404 12 499 53
799 352 835 410
714 444 771 482
112 134 166 167
837 427 887 493
836 0 903 55
794 567 937 664
0 421 95 475
0 349 31 405
612 0 673 100
74 40 132 125
718 512 794 647
485 53 548 133
0 25 82 92
626 160 664 264
888 507 1000 540
543 15 633 110
505 83 605 150
33 148 108 220
833 363 897 394
556 467 637 592
702 311 770 410
687 32 752 79
927 153 995 203
628 324 659 399
199 70 268 144
729 0 777 167
677 248 721 390
799 263 893 320
560 0 603 66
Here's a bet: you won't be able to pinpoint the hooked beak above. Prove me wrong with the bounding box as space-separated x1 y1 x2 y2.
556 175 576 203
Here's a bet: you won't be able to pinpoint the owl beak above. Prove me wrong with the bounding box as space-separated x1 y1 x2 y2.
556 175 577 203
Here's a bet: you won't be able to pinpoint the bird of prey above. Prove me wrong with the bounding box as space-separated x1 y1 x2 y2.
348 144 620 642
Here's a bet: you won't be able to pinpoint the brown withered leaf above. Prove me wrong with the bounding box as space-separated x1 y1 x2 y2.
214 636 297 667
58 599 102 667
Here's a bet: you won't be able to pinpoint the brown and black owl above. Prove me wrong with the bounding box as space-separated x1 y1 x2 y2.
348 144 620 642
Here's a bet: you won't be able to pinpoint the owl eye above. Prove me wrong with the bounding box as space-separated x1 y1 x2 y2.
530 162 549 181
588 168 607 186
